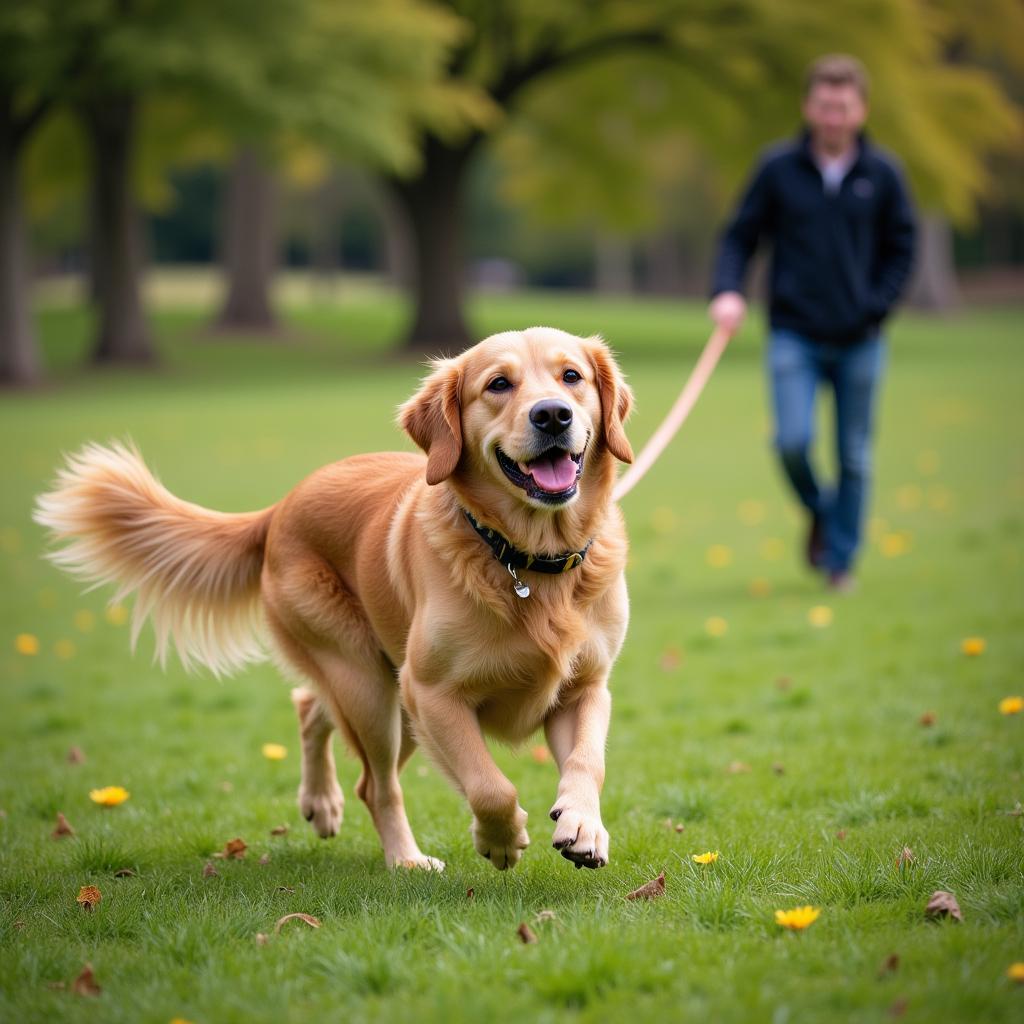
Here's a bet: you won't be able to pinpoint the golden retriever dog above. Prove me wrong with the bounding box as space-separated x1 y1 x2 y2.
34 327 634 872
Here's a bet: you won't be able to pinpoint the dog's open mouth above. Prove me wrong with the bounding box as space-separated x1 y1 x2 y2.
496 445 584 503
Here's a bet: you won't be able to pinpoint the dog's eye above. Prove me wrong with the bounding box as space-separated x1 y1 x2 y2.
487 376 512 393
562 369 582 384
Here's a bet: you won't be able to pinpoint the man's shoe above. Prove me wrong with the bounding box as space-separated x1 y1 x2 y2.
806 515 826 569
828 570 856 593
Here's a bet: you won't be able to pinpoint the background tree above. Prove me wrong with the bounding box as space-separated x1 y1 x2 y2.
0 1 82 386
382 0 1023 353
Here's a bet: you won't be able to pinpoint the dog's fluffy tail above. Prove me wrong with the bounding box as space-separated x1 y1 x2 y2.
34 442 277 677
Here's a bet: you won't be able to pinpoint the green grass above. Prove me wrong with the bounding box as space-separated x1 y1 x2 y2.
1 289 1022 1023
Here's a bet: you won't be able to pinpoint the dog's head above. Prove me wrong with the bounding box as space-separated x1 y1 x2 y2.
399 327 633 512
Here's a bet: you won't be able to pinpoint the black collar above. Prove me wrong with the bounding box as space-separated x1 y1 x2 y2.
463 509 592 575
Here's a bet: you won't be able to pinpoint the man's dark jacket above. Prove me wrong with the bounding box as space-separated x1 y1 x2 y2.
711 131 916 344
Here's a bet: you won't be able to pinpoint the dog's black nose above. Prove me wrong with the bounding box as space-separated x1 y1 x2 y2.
530 399 573 436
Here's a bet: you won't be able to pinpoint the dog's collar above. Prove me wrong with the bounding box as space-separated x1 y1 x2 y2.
462 509 592 598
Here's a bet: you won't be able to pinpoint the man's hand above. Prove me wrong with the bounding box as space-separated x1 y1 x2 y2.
709 291 746 334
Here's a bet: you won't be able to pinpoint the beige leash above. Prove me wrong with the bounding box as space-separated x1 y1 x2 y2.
612 324 734 502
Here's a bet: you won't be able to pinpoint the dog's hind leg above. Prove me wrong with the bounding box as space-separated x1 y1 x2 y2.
290 686 345 838
314 651 444 871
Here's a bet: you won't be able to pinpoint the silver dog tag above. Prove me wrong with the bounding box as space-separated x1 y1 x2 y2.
507 564 530 598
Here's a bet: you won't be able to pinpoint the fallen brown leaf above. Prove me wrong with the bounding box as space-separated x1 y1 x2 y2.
274 912 321 935
270 824 289 836
277 885 295 894
726 761 752 775
113 868 136 878
258 854 271 866
66 746 85 764
202 862 219 878
836 829 848 841
13 919 25 930
72 964 101 997
1000 802 1022 818
775 676 792 691
674 823 685 833
772 762 786 776
255 932 269 946
925 890 962 922
888 997 908 1017
52 812 75 840
660 648 682 672
918 711 936 727
626 871 666 901
213 837 247 860
517 922 538 944
76 885 101 911
878 953 900 977
530 745 550 764
466 887 474 901
896 846 915 868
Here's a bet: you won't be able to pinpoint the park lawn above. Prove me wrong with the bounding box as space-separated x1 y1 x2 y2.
1 289 1022 1023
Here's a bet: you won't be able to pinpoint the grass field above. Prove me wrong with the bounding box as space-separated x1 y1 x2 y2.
1 288 1022 1023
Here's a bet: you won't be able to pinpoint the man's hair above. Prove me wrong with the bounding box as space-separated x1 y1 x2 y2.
804 54 870 101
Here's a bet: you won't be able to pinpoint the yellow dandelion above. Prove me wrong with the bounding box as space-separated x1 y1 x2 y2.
650 506 677 536
999 696 1023 716
105 604 128 626
759 537 785 561
1007 962 1024 983
705 616 728 638
961 637 986 657
90 786 130 807
880 532 911 558
775 905 821 930
748 577 772 598
54 639 76 660
73 610 96 634
692 851 719 865
706 544 733 568
261 743 287 760
808 605 833 628
737 499 766 526
15 633 39 656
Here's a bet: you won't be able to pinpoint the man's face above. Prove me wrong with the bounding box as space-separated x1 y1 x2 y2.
802 82 867 153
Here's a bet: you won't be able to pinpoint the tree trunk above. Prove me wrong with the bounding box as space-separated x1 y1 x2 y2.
0 107 41 386
216 145 278 331
642 230 684 296
908 212 961 310
594 234 635 295
388 141 472 353
81 93 155 365
310 171 341 297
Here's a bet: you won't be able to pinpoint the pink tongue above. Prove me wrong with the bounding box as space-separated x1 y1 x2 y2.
528 451 577 492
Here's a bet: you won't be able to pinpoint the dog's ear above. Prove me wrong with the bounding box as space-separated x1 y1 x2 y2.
399 359 464 485
586 336 634 464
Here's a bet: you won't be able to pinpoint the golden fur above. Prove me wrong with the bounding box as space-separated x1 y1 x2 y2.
35 326 633 871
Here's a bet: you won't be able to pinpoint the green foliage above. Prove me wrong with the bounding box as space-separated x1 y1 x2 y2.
487 0 1024 230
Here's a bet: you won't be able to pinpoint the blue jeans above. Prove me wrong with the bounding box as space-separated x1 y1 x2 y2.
767 329 885 573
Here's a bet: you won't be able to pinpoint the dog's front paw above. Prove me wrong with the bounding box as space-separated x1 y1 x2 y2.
471 805 530 870
549 799 609 869
298 780 344 838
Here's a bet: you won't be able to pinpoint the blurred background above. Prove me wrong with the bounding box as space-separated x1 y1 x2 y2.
1 0 1022 383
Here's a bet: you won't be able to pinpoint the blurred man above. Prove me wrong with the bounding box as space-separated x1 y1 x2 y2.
709 55 916 591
